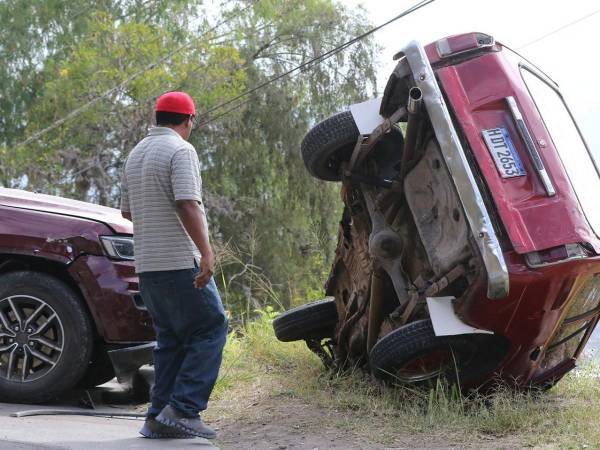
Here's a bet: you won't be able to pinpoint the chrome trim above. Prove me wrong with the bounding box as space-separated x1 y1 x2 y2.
506 96 556 196
401 40 509 299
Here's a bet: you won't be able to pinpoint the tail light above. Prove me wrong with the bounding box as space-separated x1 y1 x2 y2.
435 32 495 59
525 243 588 267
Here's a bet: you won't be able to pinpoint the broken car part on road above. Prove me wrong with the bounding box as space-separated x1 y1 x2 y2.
275 32 600 390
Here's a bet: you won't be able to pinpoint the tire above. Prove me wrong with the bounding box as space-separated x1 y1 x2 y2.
273 298 338 342
0 271 94 403
300 111 404 181
370 319 508 386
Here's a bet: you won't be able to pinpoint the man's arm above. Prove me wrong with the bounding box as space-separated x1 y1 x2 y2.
176 199 215 288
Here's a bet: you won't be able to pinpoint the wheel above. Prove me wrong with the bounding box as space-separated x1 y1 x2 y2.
370 319 508 386
273 298 338 342
0 271 94 403
300 111 403 181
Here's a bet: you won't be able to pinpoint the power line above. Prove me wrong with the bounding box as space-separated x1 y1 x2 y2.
15 42 191 150
201 0 436 120
198 98 252 128
518 8 600 49
14 0 434 145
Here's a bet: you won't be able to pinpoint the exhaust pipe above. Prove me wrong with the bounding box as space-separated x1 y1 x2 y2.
383 88 424 223
405 87 423 151
407 87 423 115
398 87 424 183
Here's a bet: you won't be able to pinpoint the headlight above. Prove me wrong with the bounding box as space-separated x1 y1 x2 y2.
100 236 135 261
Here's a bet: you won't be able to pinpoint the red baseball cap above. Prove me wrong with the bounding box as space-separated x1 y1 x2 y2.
155 91 196 115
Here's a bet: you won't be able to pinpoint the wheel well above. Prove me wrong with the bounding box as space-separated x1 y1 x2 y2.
0 254 100 338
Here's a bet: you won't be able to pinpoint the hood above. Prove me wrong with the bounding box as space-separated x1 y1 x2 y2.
0 188 132 234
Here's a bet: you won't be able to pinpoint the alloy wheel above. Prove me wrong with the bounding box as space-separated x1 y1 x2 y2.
0 295 64 382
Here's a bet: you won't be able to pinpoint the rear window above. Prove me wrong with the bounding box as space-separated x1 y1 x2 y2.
521 66 600 239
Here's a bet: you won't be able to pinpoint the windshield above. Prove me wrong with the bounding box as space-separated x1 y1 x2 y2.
521 66 600 239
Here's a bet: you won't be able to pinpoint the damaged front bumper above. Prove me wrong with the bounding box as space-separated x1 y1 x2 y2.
108 342 155 383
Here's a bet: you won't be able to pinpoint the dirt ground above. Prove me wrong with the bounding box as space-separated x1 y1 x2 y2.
207 381 524 450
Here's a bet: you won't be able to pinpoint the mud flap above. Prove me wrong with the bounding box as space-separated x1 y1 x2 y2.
349 97 384 134
426 296 493 336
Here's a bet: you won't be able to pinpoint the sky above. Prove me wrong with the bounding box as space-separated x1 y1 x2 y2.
342 0 600 155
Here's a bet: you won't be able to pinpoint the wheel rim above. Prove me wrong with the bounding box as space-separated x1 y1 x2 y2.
394 349 455 383
0 295 64 382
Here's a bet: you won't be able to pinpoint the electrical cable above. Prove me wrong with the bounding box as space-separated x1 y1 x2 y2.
201 2 598 127
518 8 600 49
14 0 434 146
201 0 436 120
12 2 253 150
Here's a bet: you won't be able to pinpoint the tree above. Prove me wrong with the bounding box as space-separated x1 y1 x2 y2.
196 0 378 311
1 0 378 320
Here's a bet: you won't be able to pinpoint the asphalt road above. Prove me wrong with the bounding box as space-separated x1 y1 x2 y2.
0 405 217 449
0 380 218 450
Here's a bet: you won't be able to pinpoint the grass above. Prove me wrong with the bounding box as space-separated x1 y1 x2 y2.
207 311 600 449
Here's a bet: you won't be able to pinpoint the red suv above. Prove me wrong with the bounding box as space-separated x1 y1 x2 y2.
0 188 154 403
274 32 600 390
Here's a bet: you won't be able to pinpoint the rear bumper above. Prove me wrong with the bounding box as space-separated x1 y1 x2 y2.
397 40 509 299
108 342 155 383
460 251 600 386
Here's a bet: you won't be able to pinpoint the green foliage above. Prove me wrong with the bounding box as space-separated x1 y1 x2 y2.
2 0 378 319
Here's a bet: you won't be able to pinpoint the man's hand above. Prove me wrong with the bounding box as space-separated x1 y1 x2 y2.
194 251 215 289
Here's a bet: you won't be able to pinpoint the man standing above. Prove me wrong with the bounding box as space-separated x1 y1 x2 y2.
120 91 227 440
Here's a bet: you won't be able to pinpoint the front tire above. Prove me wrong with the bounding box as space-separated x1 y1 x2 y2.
0 271 94 403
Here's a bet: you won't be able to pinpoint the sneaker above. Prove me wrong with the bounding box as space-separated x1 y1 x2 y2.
139 417 195 439
155 404 217 439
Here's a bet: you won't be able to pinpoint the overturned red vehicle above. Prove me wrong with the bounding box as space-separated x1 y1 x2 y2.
274 32 600 389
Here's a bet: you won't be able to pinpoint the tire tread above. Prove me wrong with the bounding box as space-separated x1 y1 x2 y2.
300 111 359 181
273 299 338 342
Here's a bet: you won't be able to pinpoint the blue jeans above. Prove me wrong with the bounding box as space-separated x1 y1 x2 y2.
139 268 228 418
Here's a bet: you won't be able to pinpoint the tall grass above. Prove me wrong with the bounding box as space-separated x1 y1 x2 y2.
209 311 600 448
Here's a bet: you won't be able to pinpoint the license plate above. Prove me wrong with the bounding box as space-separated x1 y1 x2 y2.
482 127 526 178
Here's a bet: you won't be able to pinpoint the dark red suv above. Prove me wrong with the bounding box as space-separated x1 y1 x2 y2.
0 188 154 403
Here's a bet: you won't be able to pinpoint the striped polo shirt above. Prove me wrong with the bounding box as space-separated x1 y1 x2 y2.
120 127 205 273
